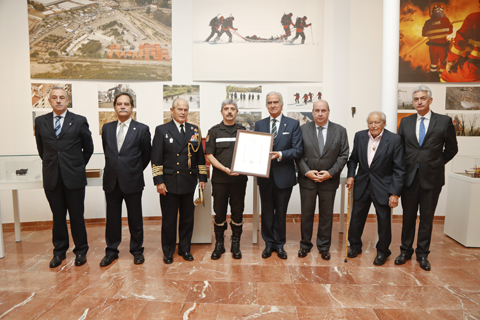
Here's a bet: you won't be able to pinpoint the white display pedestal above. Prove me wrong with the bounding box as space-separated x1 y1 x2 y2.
444 172 480 247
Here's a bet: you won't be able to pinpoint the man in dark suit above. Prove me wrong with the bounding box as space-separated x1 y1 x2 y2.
395 85 458 271
254 91 303 259
151 98 207 264
346 112 405 266
34 86 93 268
297 100 349 260
100 93 151 267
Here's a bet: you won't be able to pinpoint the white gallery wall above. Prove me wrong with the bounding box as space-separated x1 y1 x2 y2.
0 0 475 225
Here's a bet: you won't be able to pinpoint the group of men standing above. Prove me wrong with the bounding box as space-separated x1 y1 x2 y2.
35 85 456 272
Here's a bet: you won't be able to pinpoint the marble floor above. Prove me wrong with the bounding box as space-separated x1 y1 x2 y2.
1 218 480 320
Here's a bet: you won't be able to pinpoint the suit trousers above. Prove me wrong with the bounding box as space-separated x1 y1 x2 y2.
44 172 88 257
160 192 195 257
348 182 392 256
259 179 292 250
299 186 336 251
105 181 144 257
400 171 441 258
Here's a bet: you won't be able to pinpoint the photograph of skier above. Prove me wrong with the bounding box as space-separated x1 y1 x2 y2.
287 85 323 108
193 0 324 82
399 0 479 82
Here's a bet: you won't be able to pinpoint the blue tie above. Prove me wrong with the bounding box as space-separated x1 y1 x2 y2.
54 116 62 136
419 117 425 146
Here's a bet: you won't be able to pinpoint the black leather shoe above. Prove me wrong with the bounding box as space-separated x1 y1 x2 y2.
75 254 87 266
394 253 411 265
277 247 288 260
298 248 310 258
417 257 431 271
347 248 362 258
134 254 145 265
163 256 173 264
320 250 331 261
49 255 66 268
99 255 118 267
178 251 194 261
373 254 389 266
262 247 274 259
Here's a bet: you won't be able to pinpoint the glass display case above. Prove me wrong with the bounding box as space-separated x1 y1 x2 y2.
450 154 480 178
0 154 105 184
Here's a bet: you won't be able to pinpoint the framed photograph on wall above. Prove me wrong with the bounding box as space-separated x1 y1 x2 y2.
192 0 324 82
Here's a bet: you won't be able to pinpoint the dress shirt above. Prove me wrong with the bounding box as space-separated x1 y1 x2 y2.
173 119 186 134
53 110 67 130
367 129 384 167
116 117 132 141
315 120 329 146
415 110 431 143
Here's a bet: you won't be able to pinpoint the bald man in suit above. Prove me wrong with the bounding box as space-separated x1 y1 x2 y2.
297 100 349 260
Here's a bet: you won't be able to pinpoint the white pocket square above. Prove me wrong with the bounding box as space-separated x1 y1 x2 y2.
283 132 290 135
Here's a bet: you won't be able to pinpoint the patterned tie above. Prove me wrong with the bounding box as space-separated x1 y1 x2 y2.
271 119 277 140
54 116 62 136
117 122 125 152
317 126 324 155
180 123 185 137
419 117 425 146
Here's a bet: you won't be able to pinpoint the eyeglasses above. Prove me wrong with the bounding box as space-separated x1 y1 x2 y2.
267 101 280 105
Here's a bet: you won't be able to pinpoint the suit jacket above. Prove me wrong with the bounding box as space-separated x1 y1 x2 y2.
151 120 207 194
254 114 303 189
35 111 94 190
398 112 457 189
102 119 151 194
347 129 405 206
297 121 349 191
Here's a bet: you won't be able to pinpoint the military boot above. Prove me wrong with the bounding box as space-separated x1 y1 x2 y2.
211 222 227 260
230 222 243 259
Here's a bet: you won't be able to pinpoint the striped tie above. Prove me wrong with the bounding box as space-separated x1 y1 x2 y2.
271 119 277 140
54 116 62 136
117 122 125 152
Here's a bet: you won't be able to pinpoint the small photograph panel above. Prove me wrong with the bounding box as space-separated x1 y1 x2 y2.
163 85 200 109
287 86 323 108
287 111 313 126
226 85 263 109
31 83 72 109
237 111 262 131
446 87 480 111
98 84 137 109
398 87 414 110
447 113 480 136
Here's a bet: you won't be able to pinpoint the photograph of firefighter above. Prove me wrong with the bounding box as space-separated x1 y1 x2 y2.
399 0 479 83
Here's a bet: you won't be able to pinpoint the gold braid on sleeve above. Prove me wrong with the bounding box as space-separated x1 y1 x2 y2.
198 165 207 175
152 164 163 177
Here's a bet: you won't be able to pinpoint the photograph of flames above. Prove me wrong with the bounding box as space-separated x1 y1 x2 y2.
399 0 480 83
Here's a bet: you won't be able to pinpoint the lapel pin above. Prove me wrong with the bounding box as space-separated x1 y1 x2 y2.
69 123 72 125
133 127 136 130
166 134 168 138
284 124 286 126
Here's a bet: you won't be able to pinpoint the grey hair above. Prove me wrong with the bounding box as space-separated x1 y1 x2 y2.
171 97 189 109
49 86 69 99
412 85 432 99
265 91 284 106
366 111 386 123
221 99 238 111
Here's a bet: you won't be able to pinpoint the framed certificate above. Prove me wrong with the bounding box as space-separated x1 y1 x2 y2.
231 130 273 178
